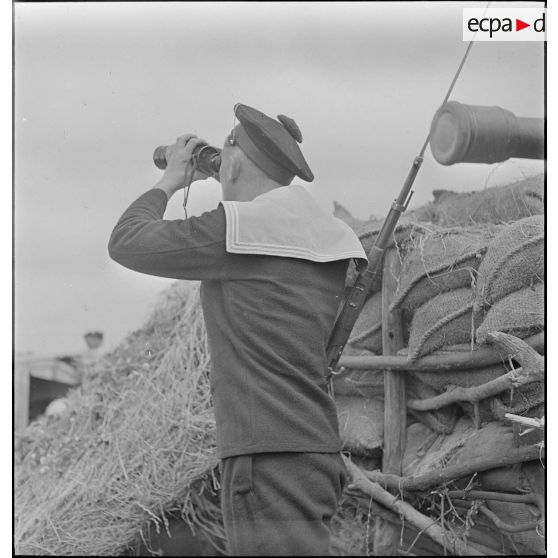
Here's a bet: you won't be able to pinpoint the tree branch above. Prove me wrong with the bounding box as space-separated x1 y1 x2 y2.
444 490 539 505
363 444 543 492
407 365 542 412
338 332 544 372
479 504 541 533
486 332 544 380
343 456 486 556
407 332 544 413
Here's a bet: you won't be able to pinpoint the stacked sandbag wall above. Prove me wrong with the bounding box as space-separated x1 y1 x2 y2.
341 211 544 428
334 178 545 554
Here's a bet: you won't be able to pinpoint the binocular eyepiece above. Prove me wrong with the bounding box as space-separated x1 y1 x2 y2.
153 143 222 177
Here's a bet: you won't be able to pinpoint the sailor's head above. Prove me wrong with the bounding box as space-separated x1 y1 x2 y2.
219 104 314 201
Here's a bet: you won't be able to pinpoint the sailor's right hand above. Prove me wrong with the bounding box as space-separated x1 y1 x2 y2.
154 134 209 197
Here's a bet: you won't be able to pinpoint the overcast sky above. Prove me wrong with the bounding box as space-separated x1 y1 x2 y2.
14 1 545 357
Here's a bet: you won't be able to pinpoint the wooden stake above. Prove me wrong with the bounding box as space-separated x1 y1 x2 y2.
14 362 30 432
374 248 406 555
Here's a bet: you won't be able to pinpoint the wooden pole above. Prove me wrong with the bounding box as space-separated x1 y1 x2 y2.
338 332 544 371
373 248 406 555
344 457 487 556
14 362 30 432
406 363 544 412
364 443 544 491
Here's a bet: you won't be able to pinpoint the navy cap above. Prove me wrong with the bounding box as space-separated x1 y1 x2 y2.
232 103 314 185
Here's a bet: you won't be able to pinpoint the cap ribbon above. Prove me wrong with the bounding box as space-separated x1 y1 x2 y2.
234 124 294 185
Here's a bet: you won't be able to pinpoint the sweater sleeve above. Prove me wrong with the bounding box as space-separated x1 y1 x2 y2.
108 188 230 280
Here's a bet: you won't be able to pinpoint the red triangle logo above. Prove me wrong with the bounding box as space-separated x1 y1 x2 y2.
516 19 530 31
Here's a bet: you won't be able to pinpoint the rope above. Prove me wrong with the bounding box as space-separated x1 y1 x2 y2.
182 164 196 218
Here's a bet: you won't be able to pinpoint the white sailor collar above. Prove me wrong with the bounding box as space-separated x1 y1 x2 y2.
220 185 367 263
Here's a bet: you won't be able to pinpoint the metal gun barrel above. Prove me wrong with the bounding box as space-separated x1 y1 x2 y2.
430 101 544 165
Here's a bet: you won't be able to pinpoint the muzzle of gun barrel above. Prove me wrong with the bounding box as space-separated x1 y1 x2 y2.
430 101 544 165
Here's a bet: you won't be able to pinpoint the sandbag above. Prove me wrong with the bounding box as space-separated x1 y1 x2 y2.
391 227 495 313
491 382 545 420
408 288 475 362
402 418 515 477
347 291 383 353
336 396 384 456
331 363 385 399
353 218 416 251
413 174 544 227
476 282 544 344
485 500 545 556
474 215 544 311
344 224 418 294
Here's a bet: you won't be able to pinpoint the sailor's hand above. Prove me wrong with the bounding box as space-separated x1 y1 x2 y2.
154 134 210 198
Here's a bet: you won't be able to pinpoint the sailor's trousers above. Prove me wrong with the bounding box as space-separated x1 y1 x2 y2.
220 452 346 556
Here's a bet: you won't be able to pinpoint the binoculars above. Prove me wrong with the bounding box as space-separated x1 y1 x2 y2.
153 143 222 177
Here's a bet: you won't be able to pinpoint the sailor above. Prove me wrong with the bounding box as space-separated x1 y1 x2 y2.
108 103 367 556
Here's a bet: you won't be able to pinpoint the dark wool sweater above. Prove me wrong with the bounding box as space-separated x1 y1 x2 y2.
108 189 350 458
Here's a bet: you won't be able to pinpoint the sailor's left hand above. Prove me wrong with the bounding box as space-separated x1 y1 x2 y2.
154 134 209 197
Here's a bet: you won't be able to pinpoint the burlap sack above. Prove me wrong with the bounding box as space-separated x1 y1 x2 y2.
413 174 544 227
348 291 383 353
344 223 419 293
491 382 545 420
408 288 475 362
474 215 544 311
476 282 544 344
336 396 384 456
403 418 512 476
331 366 385 398
484 500 546 555
390 227 496 313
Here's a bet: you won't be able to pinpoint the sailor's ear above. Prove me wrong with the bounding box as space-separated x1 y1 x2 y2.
221 149 242 184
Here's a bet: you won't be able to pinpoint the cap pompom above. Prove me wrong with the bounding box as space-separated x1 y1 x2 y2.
277 114 303 143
